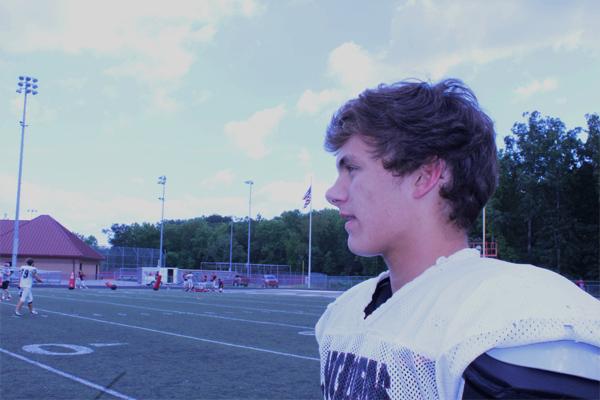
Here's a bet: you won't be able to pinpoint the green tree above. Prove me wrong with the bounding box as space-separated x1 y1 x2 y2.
492 112 598 279
74 232 98 247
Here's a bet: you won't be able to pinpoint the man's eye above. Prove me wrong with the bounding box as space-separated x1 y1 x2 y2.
346 165 358 173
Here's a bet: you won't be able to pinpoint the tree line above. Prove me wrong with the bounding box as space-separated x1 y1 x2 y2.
99 112 598 280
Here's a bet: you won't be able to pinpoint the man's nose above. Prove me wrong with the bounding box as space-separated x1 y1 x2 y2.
325 178 344 207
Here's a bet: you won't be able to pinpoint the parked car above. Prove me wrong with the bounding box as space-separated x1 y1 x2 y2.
263 274 279 288
233 274 249 287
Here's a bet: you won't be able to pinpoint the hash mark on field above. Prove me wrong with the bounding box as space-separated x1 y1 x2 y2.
93 313 103 317
140 312 150 316
117 313 127 316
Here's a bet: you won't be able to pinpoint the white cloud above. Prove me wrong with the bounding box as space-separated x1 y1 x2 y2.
296 42 392 115
10 94 57 125
150 88 180 113
130 177 146 185
553 30 584 52
254 177 332 216
224 104 287 159
296 88 344 115
515 78 558 98
58 77 87 91
297 0 599 113
0 0 263 83
0 170 335 246
297 148 312 168
191 89 213 105
327 42 382 92
387 0 599 78
201 169 236 188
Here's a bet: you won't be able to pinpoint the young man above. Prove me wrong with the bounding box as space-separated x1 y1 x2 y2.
316 79 600 399
1 261 12 301
183 272 195 292
15 258 43 316
77 270 89 289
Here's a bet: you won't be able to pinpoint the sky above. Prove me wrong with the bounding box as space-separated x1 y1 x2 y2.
1 0 599 246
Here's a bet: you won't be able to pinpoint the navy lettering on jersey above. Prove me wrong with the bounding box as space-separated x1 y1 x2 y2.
322 351 390 400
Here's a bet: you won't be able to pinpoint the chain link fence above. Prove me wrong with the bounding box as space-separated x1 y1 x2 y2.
96 246 162 271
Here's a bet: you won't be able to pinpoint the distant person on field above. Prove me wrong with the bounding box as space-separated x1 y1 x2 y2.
77 270 89 289
316 78 600 399
15 258 42 316
184 272 195 292
1 261 13 301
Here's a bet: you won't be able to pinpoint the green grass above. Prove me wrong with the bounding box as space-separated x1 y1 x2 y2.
0 287 337 399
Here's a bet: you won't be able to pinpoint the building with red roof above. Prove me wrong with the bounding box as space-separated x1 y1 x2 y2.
0 215 104 278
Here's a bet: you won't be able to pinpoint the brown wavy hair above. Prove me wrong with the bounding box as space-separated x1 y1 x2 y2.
325 78 498 230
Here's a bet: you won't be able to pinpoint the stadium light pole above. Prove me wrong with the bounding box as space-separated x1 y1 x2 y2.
157 175 167 268
482 206 487 257
229 217 234 272
11 76 39 269
244 180 253 277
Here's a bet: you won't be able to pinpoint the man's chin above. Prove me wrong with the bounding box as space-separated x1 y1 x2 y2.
347 237 379 257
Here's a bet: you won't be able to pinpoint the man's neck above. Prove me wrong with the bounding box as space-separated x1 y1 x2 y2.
384 229 468 293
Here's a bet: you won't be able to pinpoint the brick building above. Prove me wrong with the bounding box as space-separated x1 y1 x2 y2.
0 215 104 278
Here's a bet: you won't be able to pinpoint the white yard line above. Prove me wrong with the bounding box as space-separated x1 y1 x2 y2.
0 348 135 400
34 294 315 329
50 290 327 314
1 304 320 362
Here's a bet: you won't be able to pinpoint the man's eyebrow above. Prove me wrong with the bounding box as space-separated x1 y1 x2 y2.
336 154 355 170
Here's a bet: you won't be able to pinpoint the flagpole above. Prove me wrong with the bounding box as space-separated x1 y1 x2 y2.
307 178 312 289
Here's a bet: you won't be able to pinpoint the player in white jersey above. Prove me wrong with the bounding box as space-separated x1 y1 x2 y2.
183 272 195 292
1 261 13 301
318 79 600 399
15 258 43 316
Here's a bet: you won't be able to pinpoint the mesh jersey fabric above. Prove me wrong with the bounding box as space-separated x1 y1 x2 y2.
315 248 600 400
18 266 37 288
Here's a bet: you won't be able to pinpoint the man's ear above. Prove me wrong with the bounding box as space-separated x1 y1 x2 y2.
413 158 447 199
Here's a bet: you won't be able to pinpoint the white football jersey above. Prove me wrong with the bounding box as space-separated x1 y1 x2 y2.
1 265 11 280
315 249 600 400
19 265 38 288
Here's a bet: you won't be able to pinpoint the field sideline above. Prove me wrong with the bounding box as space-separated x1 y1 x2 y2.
0 286 339 400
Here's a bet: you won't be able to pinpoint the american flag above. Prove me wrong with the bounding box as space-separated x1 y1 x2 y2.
302 185 312 208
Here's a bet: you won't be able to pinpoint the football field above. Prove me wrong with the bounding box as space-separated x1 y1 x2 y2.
0 287 339 400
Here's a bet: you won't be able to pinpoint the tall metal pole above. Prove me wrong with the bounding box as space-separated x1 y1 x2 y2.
482 206 486 257
12 76 39 269
308 195 313 289
158 176 166 268
303 180 313 288
244 180 253 277
229 218 233 272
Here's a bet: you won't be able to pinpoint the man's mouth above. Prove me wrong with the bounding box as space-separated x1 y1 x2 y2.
340 213 354 221
340 213 356 229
